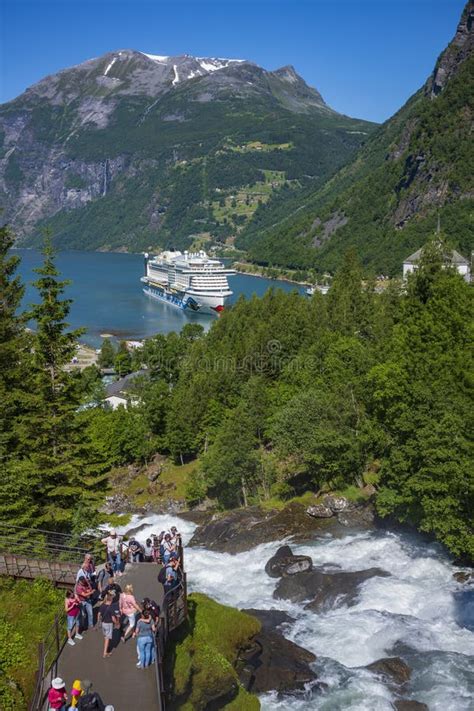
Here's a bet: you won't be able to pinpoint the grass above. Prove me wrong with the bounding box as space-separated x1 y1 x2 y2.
0 578 64 711
167 593 261 710
123 458 198 508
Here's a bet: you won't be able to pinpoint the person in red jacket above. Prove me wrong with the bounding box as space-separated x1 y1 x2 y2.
48 677 68 710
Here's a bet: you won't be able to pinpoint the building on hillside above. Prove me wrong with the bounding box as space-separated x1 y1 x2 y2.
104 369 147 410
402 246 471 282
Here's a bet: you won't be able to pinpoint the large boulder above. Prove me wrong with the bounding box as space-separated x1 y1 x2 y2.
274 568 390 610
242 608 295 630
189 503 338 553
366 657 412 686
265 546 313 578
307 504 333 518
323 495 351 512
394 701 428 711
238 622 317 694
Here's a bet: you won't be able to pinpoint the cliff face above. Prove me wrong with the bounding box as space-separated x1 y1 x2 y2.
237 0 474 274
0 51 374 251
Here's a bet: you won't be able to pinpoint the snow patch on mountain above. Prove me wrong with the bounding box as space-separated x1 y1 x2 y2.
172 65 180 85
144 53 170 63
104 58 117 76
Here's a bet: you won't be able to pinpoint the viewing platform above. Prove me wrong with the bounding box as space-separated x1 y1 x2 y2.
58 563 164 710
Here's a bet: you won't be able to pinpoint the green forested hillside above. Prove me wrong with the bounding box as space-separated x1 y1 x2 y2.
237 2 474 275
3 227 472 560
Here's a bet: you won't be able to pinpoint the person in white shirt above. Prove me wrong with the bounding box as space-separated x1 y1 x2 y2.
101 529 123 575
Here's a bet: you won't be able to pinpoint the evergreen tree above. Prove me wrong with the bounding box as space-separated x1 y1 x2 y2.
0 226 29 459
0 227 39 526
16 241 104 529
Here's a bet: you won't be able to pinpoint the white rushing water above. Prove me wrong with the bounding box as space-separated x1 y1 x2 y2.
117 515 474 710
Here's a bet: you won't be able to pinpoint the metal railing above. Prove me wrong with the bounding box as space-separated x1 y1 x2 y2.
153 542 187 711
29 611 69 711
0 522 93 564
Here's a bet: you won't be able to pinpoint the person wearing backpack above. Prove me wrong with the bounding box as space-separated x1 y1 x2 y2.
77 680 105 711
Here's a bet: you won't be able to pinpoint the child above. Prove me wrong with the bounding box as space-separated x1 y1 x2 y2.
70 679 82 708
48 677 67 710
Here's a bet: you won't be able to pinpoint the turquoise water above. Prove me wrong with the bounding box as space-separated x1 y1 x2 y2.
13 249 305 347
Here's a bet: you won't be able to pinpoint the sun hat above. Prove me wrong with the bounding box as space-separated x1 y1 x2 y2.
51 677 65 690
110 528 116 535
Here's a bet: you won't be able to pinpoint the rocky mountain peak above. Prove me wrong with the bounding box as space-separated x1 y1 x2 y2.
426 0 473 97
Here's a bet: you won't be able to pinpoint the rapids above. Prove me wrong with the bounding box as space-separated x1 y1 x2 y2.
116 514 474 710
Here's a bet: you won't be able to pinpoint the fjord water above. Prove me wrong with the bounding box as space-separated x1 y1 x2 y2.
13 249 305 346
118 514 474 711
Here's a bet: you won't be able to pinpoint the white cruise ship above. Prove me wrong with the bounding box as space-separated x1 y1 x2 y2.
141 250 235 314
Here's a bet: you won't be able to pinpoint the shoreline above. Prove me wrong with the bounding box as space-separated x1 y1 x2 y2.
233 264 311 288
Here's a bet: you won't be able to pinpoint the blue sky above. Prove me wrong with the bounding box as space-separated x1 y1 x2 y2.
0 0 465 122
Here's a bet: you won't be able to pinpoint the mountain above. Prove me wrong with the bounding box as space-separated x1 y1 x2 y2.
237 0 474 275
0 51 375 252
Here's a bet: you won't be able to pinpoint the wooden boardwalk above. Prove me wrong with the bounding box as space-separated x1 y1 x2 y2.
57 563 164 711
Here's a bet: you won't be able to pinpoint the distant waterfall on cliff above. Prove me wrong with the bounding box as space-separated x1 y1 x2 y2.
102 159 109 196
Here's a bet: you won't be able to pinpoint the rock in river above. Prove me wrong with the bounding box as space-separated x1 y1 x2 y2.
238 609 317 694
394 701 428 711
274 567 390 611
189 503 338 553
366 656 412 686
265 545 313 578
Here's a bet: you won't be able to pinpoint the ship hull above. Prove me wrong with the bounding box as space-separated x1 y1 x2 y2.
142 282 230 314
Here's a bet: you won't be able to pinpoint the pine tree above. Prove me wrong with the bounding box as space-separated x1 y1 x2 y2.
0 226 39 526
0 226 29 458
16 241 105 530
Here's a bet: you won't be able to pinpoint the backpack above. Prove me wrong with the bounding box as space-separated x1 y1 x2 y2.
78 692 105 711
157 567 167 584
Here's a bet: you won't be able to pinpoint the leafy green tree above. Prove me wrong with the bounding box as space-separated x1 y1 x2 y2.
202 406 258 508
115 340 132 377
98 337 115 368
370 243 474 558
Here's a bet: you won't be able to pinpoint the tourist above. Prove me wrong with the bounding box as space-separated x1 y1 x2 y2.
128 537 143 563
143 538 153 562
98 593 120 658
69 679 83 708
170 525 181 546
75 575 95 631
48 677 68 711
142 597 161 622
164 556 180 594
77 680 106 711
133 609 156 668
100 574 122 600
119 584 141 642
151 534 161 563
65 590 83 645
161 533 175 564
100 529 123 575
96 561 113 594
